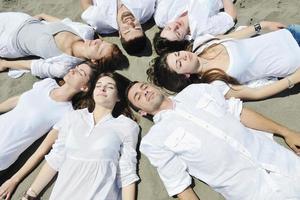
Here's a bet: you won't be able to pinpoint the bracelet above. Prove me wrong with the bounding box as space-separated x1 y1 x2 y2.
287 77 295 89
254 23 262 34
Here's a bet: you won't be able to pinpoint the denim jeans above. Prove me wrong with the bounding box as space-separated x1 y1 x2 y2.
287 24 300 46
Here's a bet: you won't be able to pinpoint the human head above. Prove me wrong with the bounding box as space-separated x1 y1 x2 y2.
126 81 166 116
147 54 240 93
153 30 191 55
160 16 190 42
87 72 135 119
84 39 128 71
117 4 147 54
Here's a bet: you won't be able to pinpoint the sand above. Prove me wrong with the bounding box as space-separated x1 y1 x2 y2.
1 0 300 199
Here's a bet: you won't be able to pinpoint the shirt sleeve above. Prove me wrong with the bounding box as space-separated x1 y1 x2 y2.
116 123 140 188
45 112 71 171
140 139 191 197
60 18 95 40
31 59 72 78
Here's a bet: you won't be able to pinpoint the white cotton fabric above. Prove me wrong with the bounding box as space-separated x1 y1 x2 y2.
0 78 73 170
0 12 94 78
45 109 139 200
154 0 234 40
193 29 300 84
141 83 300 199
81 0 155 34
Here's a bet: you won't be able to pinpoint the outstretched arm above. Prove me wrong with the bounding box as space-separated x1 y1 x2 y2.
22 162 57 199
0 59 32 72
226 68 300 100
178 187 200 200
0 96 20 114
218 21 286 40
0 129 58 200
240 108 300 155
80 0 93 10
122 183 136 200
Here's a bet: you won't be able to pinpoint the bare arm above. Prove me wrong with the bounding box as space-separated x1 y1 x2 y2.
0 96 20 114
240 108 300 155
22 162 57 199
0 59 33 72
222 0 237 20
33 13 60 22
218 21 286 40
80 0 93 10
177 187 200 200
0 130 58 200
122 183 136 200
226 68 300 100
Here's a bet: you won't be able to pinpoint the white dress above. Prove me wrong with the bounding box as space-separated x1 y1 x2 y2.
45 109 139 200
0 78 73 170
0 12 95 78
193 29 300 84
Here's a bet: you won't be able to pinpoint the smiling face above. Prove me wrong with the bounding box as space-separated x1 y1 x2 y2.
64 63 92 92
127 82 165 115
84 39 114 61
93 76 119 109
166 51 200 75
117 5 143 42
160 15 189 41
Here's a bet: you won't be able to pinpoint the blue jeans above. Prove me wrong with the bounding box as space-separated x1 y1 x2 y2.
287 24 300 46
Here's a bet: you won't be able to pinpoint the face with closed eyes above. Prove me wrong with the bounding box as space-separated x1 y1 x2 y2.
64 63 92 92
127 82 165 115
84 39 114 61
160 15 189 41
93 76 119 109
166 51 200 75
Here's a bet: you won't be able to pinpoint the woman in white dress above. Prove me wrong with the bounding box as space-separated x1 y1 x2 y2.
0 61 99 199
148 22 300 100
22 72 139 200
0 12 126 78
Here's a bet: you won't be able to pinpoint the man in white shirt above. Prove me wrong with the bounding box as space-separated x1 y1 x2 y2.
126 81 300 200
80 0 155 54
153 0 237 54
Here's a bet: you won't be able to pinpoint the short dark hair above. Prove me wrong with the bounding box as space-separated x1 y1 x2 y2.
125 81 140 112
120 34 147 55
153 30 191 55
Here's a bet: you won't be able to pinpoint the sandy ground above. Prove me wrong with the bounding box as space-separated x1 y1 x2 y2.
0 0 300 199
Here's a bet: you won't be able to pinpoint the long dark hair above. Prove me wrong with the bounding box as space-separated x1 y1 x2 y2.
153 30 191 55
85 72 136 120
147 54 239 93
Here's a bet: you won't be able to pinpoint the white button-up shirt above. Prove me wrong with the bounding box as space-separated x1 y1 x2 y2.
46 109 140 200
154 0 235 40
81 0 155 34
140 83 300 199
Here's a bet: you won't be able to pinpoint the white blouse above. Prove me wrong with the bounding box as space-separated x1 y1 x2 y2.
0 78 73 170
141 83 300 199
45 108 140 200
81 0 155 34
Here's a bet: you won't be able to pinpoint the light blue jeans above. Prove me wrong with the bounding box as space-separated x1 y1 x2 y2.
287 24 300 46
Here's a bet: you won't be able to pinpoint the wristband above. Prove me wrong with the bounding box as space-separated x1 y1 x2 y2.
254 23 262 34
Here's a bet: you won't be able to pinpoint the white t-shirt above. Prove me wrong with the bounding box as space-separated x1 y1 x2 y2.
46 109 139 200
0 78 73 170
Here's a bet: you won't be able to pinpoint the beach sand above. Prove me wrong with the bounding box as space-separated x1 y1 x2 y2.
1 0 300 199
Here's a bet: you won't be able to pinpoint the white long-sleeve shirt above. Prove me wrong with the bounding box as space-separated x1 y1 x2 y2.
81 0 155 34
154 0 235 40
141 83 300 199
45 109 140 200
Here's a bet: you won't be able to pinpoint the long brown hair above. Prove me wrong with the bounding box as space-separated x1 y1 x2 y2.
147 53 239 93
85 72 136 120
